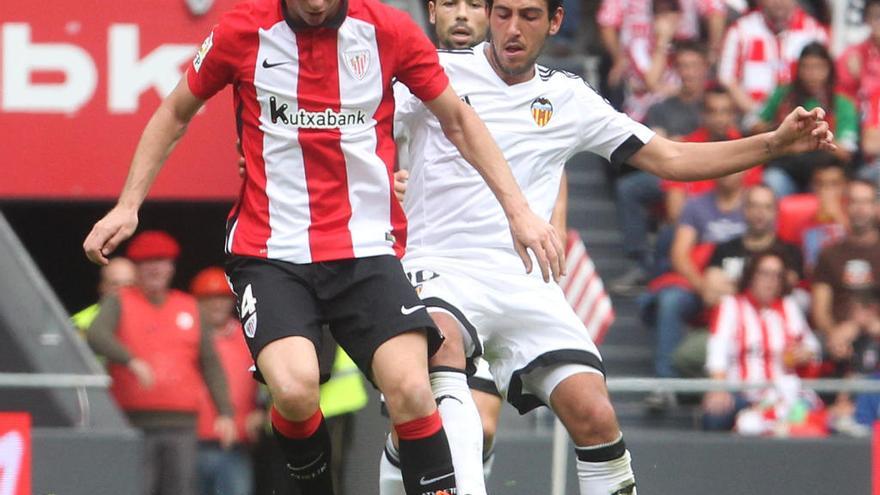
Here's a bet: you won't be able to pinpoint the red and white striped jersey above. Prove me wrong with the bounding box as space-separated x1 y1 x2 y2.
707 294 819 394
186 0 449 263
559 230 615 345
718 9 828 106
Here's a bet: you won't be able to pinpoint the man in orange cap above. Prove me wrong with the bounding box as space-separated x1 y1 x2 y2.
191 266 265 495
87 230 236 495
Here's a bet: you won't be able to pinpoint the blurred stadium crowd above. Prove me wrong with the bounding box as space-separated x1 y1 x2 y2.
64 0 880 493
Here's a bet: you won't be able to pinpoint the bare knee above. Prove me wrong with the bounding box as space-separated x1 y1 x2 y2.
270 376 320 420
382 373 436 423
428 313 466 370
559 396 619 446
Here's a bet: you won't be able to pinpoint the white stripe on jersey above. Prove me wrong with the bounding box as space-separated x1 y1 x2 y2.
337 17 393 258
255 22 313 262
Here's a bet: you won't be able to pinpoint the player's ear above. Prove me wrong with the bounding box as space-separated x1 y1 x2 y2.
428 0 437 24
548 6 563 35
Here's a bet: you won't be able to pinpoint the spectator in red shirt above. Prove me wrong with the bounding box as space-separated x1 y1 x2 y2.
192 267 265 495
703 249 819 431
718 0 828 114
837 0 880 103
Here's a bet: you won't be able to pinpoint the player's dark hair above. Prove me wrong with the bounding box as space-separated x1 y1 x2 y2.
780 42 836 123
485 0 563 19
673 40 707 59
738 248 793 296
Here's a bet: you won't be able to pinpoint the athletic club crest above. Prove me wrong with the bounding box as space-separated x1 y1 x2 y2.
345 50 371 80
530 97 553 127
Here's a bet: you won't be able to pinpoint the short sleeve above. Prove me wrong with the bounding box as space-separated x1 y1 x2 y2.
393 81 419 139
597 0 623 28
864 92 880 130
758 86 786 124
186 22 237 101
677 196 703 230
393 15 449 103
571 81 655 166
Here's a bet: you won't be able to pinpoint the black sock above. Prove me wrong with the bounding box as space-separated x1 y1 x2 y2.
272 409 334 495
395 411 457 495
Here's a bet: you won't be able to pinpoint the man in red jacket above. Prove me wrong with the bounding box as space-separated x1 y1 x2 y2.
87 231 235 495
192 266 265 495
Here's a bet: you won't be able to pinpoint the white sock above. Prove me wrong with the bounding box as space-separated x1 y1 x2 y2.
482 442 495 481
575 434 637 495
378 435 406 495
431 370 487 495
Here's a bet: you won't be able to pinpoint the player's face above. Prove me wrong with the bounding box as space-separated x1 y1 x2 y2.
847 182 879 233
136 259 175 294
99 258 136 297
430 0 489 49
702 93 737 139
487 0 562 83
750 256 785 304
867 5 880 42
199 296 236 328
798 55 831 96
759 0 795 27
287 0 342 26
744 187 776 235
675 50 708 96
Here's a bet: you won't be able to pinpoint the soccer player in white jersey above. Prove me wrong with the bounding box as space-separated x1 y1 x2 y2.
382 0 835 492
82 0 567 493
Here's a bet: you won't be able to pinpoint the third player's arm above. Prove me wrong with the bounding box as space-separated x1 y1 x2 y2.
83 78 205 264
629 107 835 181
423 84 564 281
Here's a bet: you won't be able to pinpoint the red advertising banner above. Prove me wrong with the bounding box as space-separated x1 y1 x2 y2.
0 413 30 495
0 0 242 199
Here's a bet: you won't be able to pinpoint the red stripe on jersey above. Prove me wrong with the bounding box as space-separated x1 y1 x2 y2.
737 298 748 381
233 38 272 257
759 311 774 381
297 30 355 261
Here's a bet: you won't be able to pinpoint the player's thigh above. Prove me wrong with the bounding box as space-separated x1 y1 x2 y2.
225 257 323 417
372 331 437 423
320 256 439 421
485 276 604 414
405 262 485 364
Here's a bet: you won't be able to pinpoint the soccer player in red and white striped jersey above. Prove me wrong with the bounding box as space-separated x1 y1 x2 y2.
82 0 566 493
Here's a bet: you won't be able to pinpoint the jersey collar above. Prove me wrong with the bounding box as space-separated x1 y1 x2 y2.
281 0 349 31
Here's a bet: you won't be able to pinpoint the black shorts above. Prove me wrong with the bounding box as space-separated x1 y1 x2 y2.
225 255 443 384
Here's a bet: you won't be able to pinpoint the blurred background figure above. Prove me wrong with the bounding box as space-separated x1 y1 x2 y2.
703 249 821 433
71 257 136 334
191 267 264 495
87 230 235 495
719 0 828 115
751 42 858 197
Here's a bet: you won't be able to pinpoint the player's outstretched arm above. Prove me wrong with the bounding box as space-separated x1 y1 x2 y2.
629 106 836 182
83 77 205 265
423 85 565 282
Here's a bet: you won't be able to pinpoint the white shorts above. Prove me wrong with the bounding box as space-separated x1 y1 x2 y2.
403 254 605 414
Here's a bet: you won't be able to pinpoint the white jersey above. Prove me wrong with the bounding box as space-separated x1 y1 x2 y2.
395 43 655 270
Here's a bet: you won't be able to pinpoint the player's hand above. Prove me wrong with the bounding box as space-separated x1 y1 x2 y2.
236 139 246 178
244 410 266 443
768 106 836 157
127 358 154 388
83 205 139 265
509 209 565 283
703 390 734 415
393 169 409 203
215 415 238 449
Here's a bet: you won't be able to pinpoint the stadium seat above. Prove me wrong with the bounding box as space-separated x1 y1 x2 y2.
776 193 819 246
